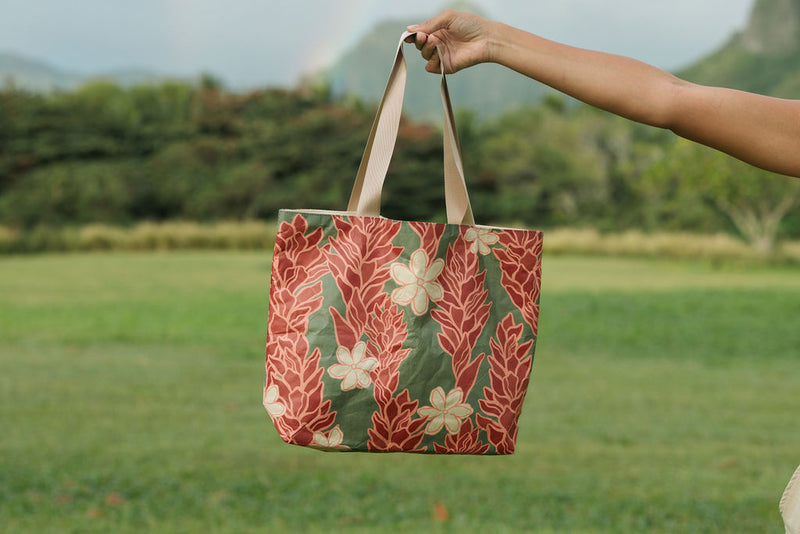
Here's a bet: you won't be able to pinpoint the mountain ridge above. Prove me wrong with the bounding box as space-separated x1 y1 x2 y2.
0 50 172 92
678 0 800 97
322 1 556 120
327 0 800 118
325 16 554 121
3 0 798 107
0 51 80 91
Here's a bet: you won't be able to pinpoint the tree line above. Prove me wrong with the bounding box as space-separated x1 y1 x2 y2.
1 78 798 252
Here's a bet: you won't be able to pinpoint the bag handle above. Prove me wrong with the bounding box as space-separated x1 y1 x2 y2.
347 31 475 226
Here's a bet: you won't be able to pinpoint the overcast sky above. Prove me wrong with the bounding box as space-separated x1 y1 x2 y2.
0 0 755 89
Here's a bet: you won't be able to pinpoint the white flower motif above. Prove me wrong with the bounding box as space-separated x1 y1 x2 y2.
262 384 285 418
417 387 474 435
464 227 499 255
328 341 378 391
390 249 445 316
311 426 346 450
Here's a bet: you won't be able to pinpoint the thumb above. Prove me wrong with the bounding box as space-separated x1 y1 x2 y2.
407 10 451 34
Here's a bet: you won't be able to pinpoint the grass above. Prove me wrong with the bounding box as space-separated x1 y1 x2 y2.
1 252 798 533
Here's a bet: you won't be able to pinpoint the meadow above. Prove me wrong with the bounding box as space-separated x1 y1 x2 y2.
1 251 798 533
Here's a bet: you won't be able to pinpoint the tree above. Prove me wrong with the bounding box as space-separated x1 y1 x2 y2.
473 101 611 226
647 138 800 253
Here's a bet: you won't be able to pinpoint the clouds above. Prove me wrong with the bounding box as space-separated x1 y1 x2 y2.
0 0 754 88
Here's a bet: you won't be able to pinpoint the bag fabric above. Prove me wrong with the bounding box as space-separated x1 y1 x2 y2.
263 32 542 454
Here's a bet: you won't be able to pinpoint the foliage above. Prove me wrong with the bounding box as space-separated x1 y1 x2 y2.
643 139 800 253
0 80 374 225
1 80 799 252
470 99 678 229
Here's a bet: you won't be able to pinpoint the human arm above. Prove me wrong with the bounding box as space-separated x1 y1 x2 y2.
407 10 800 178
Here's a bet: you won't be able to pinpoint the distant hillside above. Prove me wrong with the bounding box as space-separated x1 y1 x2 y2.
329 0 800 119
0 52 80 91
0 51 168 92
324 3 552 120
679 0 800 97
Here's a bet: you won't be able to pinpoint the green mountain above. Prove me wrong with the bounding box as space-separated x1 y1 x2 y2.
678 0 800 97
325 3 551 120
329 0 800 119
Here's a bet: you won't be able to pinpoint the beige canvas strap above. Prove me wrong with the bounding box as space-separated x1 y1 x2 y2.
347 31 475 225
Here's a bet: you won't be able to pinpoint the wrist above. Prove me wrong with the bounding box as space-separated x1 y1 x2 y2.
482 20 510 65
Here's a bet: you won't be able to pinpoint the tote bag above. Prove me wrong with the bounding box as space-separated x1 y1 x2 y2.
263 32 543 454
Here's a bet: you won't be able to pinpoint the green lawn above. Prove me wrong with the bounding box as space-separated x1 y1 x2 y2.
1 252 798 533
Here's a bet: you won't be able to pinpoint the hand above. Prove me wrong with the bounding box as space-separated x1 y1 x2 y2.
406 10 494 74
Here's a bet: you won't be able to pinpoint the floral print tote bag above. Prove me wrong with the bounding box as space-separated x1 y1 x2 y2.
263 32 542 454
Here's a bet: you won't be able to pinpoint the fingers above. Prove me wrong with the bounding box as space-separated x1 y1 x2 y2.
423 34 444 73
407 9 452 35
404 31 441 72
405 23 447 73
421 34 438 61
426 54 442 74
405 31 427 51
404 32 420 45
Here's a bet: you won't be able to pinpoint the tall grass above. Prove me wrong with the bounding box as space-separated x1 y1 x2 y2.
2 221 800 264
543 227 800 263
0 221 278 254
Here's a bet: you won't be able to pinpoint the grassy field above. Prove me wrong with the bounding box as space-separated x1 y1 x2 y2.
1 252 798 533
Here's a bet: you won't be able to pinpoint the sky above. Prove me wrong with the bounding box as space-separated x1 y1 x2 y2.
0 0 756 89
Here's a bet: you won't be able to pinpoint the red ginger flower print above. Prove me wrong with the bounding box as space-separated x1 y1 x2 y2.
326 215 404 351
265 214 338 446
270 215 330 292
477 313 535 454
430 232 491 396
366 301 411 395
326 216 404 332
368 389 428 452
266 214 331 377
269 347 338 447
323 215 427 452
407 221 445 260
433 418 490 454
493 231 542 336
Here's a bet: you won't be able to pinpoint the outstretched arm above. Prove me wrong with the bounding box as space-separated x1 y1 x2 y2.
408 10 800 178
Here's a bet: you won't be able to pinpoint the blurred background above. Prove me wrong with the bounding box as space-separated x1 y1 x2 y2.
1 0 799 251
1 1 798 532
